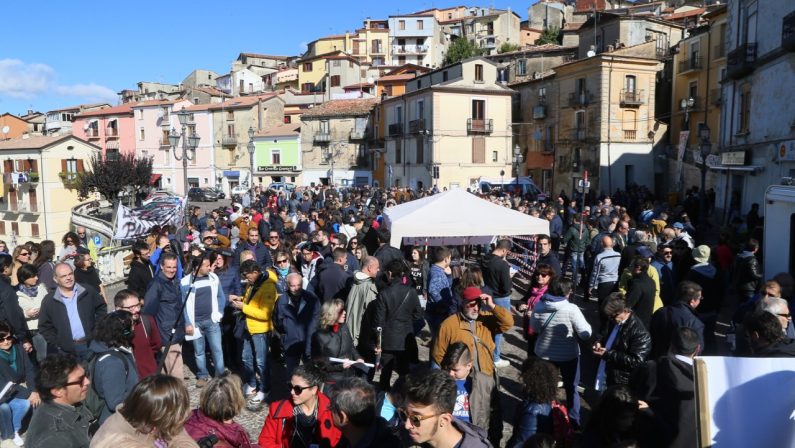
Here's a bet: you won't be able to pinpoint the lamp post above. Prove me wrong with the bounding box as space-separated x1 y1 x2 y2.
168 107 200 198
247 126 255 190
513 144 523 195
698 123 712 224
680 97 695 131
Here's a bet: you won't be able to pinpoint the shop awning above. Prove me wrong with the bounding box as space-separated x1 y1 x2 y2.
149 173 162 185
708 165 764 173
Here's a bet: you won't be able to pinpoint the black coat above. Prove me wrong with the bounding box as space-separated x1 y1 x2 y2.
126 259 154 298
311 324 361 383
315 263 352 303
650 302 705 359
373 281 422 351
481 254 512 298
373 244 404 272
0 344 37 402
0 279 30 344
536 251 561 277
626 274 656 330
38 284 107 354
600 313 652 386
142 272 185 344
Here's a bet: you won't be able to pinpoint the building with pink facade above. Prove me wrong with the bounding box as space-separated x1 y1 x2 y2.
72 103 136 159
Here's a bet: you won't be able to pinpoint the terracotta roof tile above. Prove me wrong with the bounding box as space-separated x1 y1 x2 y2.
239 53 291 60
255 123 301 138
76 103 135 118
378 74 417 82
664 8 705 21
48 102 110 113
342 83 374 90
300 98 378 119
204 93 280 111
0 135 97 151
132 99 182 108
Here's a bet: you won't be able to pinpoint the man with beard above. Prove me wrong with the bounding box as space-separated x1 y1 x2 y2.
114 289 160 378
142 252 185 380
273 273 320 377
126 241 154 298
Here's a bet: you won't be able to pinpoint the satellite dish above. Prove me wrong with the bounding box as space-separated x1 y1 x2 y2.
587 50 596 58
1 126 9 134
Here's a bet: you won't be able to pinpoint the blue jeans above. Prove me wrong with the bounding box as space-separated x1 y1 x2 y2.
568 252 585 288
192 320 225 379
492 296 511 362
0 398 30 436
242 332 270 394
551 358 581 424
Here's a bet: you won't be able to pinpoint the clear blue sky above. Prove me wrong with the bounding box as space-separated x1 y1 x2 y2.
0 0 533 116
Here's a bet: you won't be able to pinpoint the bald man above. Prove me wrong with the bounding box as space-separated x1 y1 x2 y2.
589 235 622 309
273 272 320 377
346 256 380 348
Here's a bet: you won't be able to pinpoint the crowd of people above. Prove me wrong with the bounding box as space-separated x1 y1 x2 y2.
0 183 784 447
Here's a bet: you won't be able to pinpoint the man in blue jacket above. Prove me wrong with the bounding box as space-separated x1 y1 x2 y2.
427 246 456 337
273 273 320 377
142 252 185 381
232 227 272 270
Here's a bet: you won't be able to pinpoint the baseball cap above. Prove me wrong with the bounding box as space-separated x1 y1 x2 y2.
462 287 483 302
673 222 685 229
636 246 654 259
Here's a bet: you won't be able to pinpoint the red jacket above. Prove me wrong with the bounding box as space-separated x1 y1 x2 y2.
258 393 342 448
185 409 255 448
132 315 161 378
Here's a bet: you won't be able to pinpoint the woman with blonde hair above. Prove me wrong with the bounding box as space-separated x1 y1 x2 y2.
90 374 196 447
9 245 32 287
184 374 254 448
310 299 363 385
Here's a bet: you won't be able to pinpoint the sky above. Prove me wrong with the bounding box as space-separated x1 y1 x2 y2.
0 0 535 116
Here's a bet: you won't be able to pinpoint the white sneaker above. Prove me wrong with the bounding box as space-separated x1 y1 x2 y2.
494 359 510 368
244 384 256 397
12 433 23 447
249 391 265 403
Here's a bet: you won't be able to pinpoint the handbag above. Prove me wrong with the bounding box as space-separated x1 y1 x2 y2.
232 311 249 340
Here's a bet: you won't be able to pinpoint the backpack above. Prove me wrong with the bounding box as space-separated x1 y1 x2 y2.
84 350 131 431
550 400 575 448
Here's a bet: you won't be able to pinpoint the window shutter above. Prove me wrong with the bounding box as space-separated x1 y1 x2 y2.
31 223 39 238
4 161 13 173
61 159 67 173
30 160 37 172
472 137 485 164
77 160 85 172
0 222 5 235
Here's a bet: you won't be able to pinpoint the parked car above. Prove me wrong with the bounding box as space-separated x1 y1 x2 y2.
267 182 296 192
188 187 219 202
231 185 249 196
208 186 225 199
142 190 180 205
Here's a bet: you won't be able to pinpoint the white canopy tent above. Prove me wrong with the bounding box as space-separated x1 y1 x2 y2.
382 188 550 248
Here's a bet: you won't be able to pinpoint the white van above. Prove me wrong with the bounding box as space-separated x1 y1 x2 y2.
475 176 545 199
763 182 795 279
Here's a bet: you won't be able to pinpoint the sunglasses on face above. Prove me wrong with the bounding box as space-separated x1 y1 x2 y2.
65 374 88 387
536 273 550 278
275 259 289 265
288 383 313 395
18 252 29 257
0 335 12 342
464 299 482 308
398 408 440 427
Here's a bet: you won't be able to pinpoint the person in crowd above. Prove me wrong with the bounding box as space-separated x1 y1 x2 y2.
506 358 561 448
733 239 763 302
351 245 368 269
630 327 699 448
258 364 341 448
210 251 243 373
373 260 423 390
345 256 379 348
651 244 677 306
408 246 429 303
272 249 297 295
432 286 513 378
545 208 564 253
427 246 456 336
650 281 705 359
38 263 106 361
671 240 695 288
87 310 139 425
330 377 402 448
299 243 323 290
142 252 185 379
311 299 363 385
26 353 91 448
372 229 403 276
9 246 31 288
593 294 652 391
0 320 38 447
182 253 226 387
758 296 794 338
73 253 106 304
126 241 154 299
562 213 590 288
89 374 196 447
580 385 669 447
612 220 630 255
313 248 352 303
440 342 495 434
233 228 272 270
672 222 695 249
150 234 184 279
401 369 492 448
0 255 30 360
231 259 278 407
589 235 621 318
744 311 795 357
114 290 160 378
58 232 85 269
15 264 46 361
625 257 657 330
530 278 591 426
273 273 320 377
481 239 514 369
184 374 254 448
518 264 555 356
33 240 57 293
536 235 561 277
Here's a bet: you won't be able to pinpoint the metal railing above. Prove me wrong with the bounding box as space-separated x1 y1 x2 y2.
678 57 703 73
349 129 367 140
105 128 119 138
86 129 99 138
568 91 593 107
314 132 331 143
409 118 426 134
623 129 637 140
574 128 586 141
620 90 644 107
727 43 757 79
388 123 403 137
467 118 493 134
222 135 238 146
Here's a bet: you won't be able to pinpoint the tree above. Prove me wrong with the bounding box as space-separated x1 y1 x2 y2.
444 38 485 65
535 27 561 46
498 42 521 54
76 153 153 205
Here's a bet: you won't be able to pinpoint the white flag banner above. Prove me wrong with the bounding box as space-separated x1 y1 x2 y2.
113 197 186 240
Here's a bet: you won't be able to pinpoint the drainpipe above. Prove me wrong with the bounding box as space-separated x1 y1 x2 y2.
38 151 48 239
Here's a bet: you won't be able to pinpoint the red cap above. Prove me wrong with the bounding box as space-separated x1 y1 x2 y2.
462 287 483 302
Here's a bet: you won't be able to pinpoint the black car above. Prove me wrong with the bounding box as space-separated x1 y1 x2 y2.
188 187 219 202
208 187 226 199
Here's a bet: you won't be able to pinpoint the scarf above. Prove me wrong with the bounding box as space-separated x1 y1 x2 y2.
276 266 290 277
18 284 38 298
0 345 17 373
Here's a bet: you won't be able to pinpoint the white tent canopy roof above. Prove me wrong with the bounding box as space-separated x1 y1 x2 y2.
382 188 550 248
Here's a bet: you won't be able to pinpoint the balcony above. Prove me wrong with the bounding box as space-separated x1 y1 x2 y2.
678 57 703 74
222 135 238 146
355 155 371 167
159 136 171 147
568 91 593 108
313 132 331 144
371 46 385 55
713 42 726 59
710 88 722 107
3 172 38 186
467 118 493 134
393 45 428 54
105 128 119 139
409 118 426 134
86 129 100 139
349 129 367 140
783 11 795 51
533 105 546 120
623 130 637 140
726 43 757 79
620 90 644 107
388 123 403 137
573 128 586 141
542 140 554 154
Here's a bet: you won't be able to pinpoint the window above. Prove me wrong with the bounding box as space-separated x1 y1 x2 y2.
625 75 636 92
332 60 341 67
28 190 37 213
284 116 292 124
330 75 341 87
573 148 581 172
139 128 145 141
0 222 5 235
227 124 235 137
689 41 700 63
161 129 169 145
303 62 313 71
31 223 39 237
226 110 234 121
475 64 484 82
398 56 406 65
137 110 144 120
416 137 424 164
575 111 585 130
371 40 382 54
443 71 448 82
472 137 485 163
395 139 402 163
399 20 405 30
417 20 424 30
271 149 281 165
517 59 527 76
301 83 314 93
688 81 698 101
576 78 586 95
492 151 498 162
471 99 485 120
417 100 424 120
10 223 17 237
349 61 354 68
739 85 751 133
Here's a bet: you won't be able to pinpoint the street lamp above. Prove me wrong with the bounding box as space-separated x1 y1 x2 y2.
698 123 712 224
168 107 200 198
247 126 255 190
680 97 695 131
513 144 523 194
